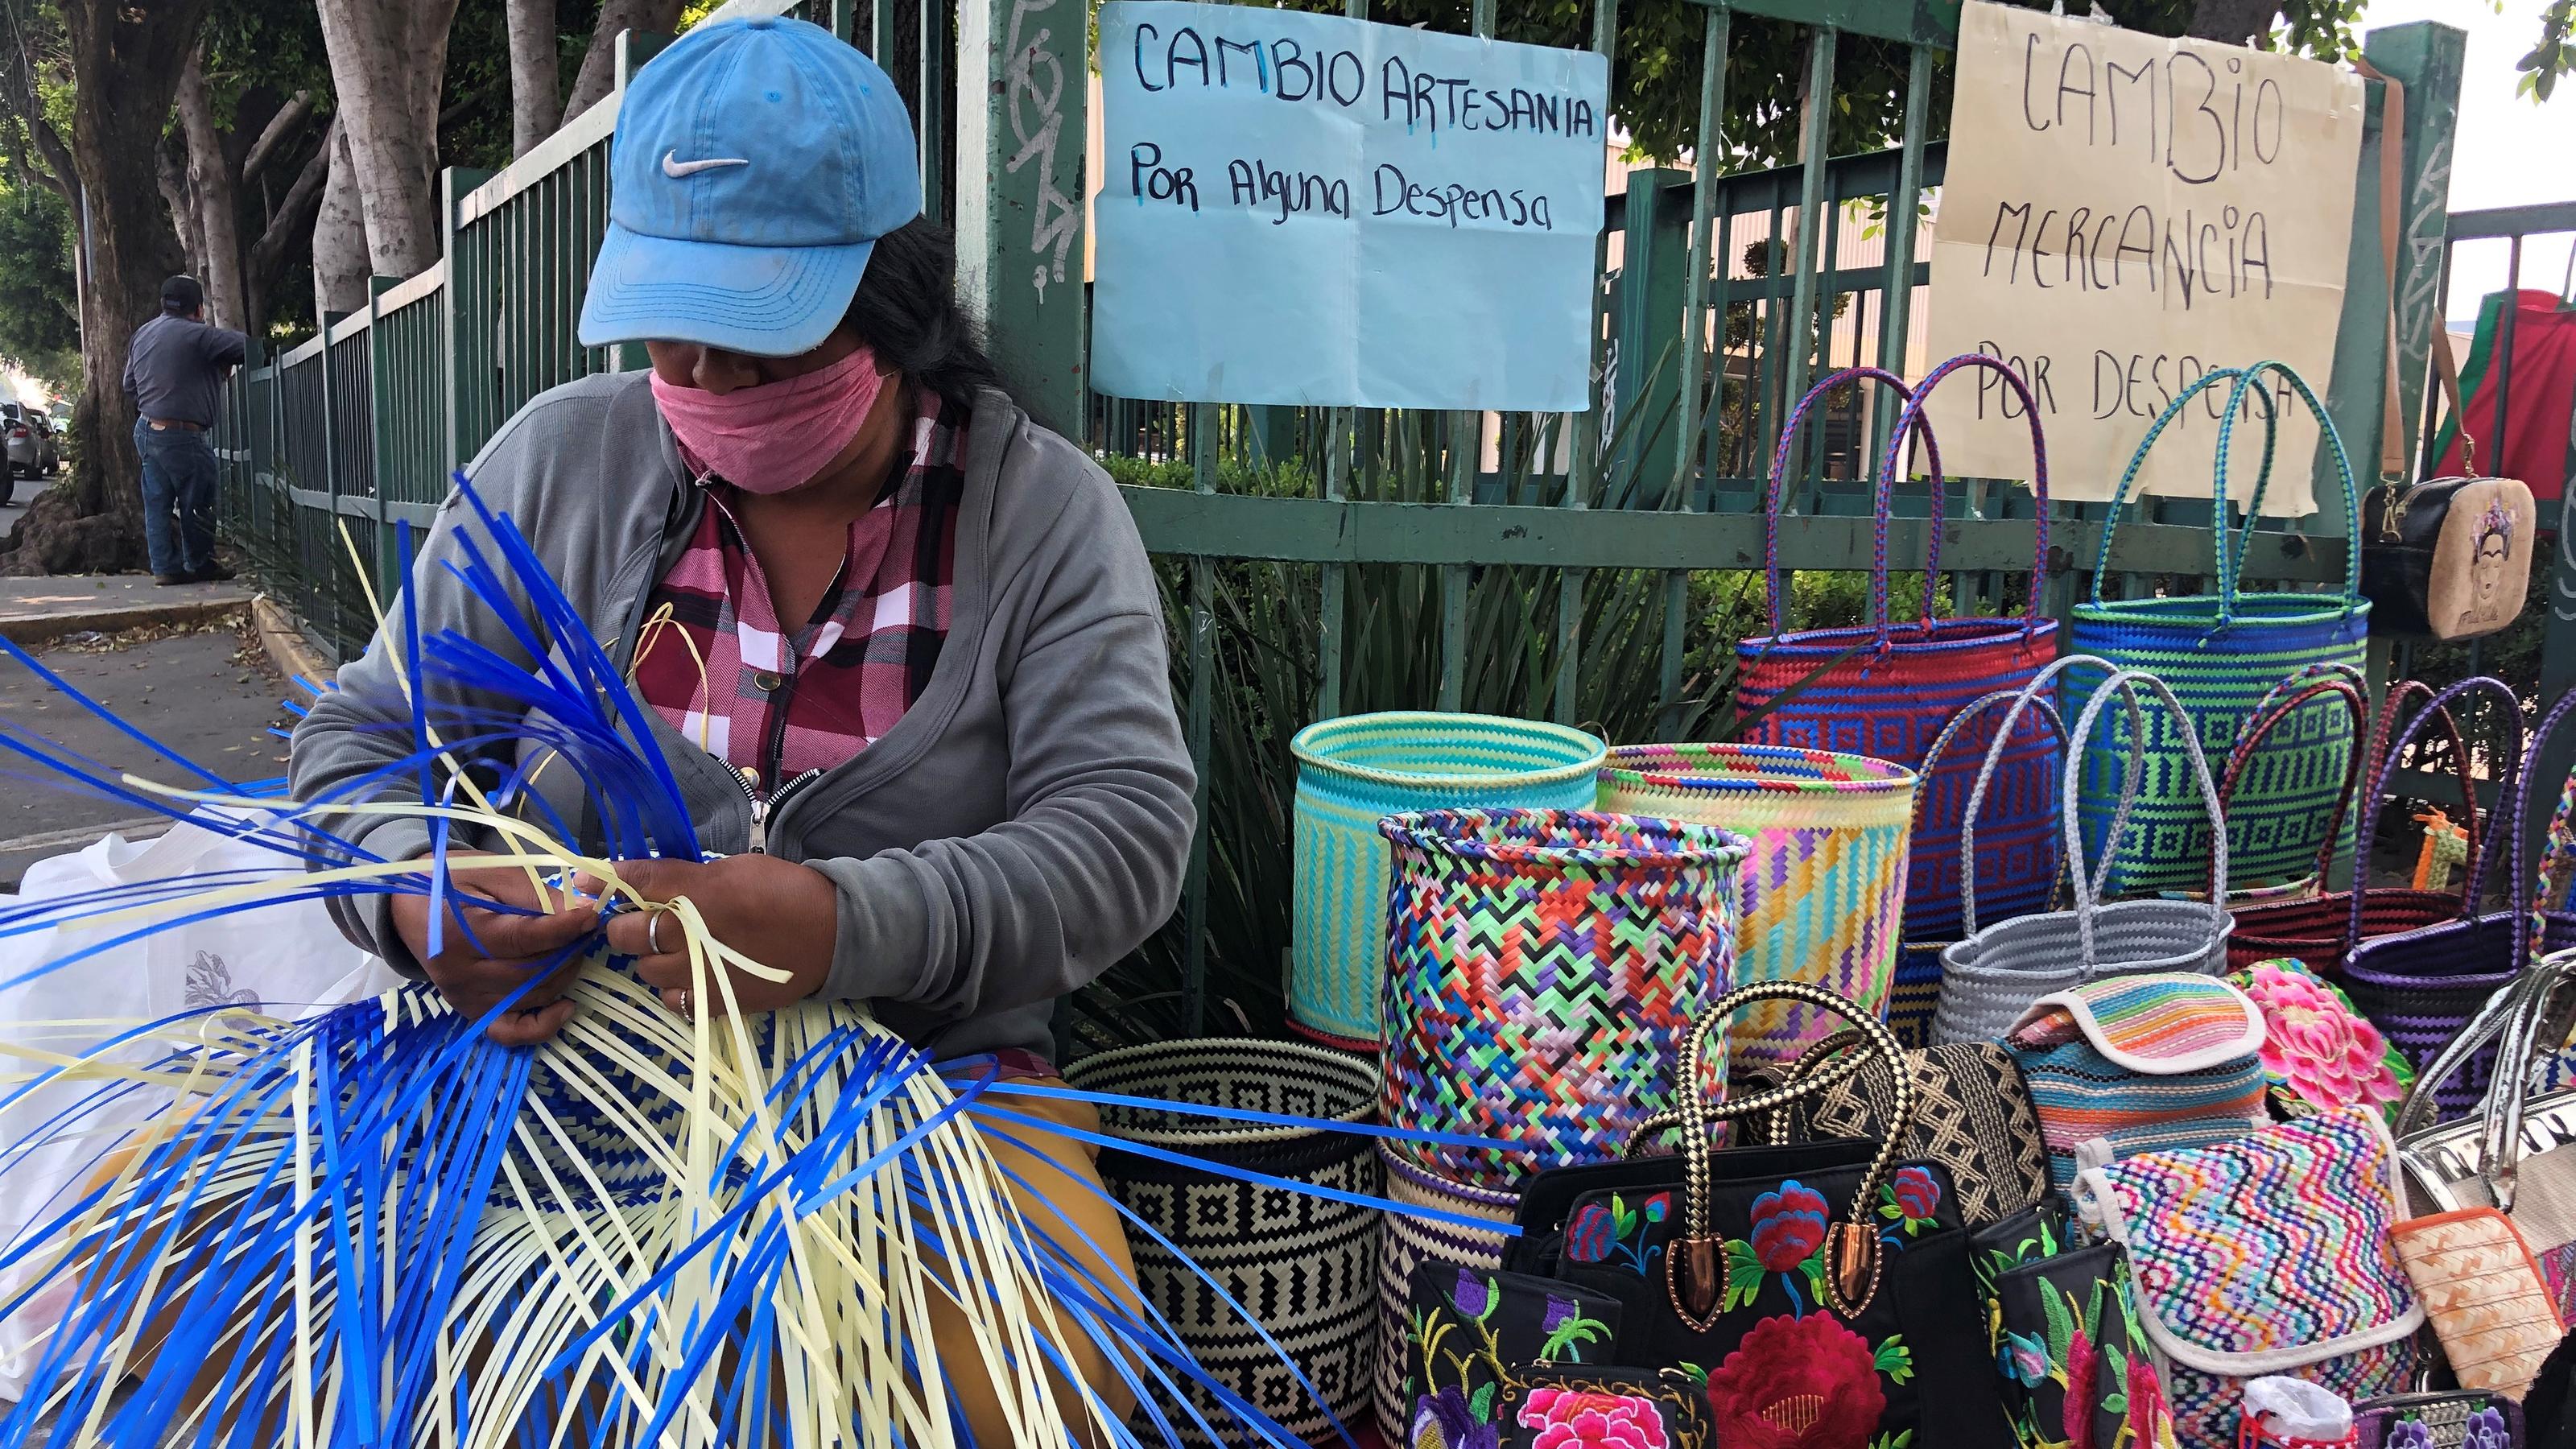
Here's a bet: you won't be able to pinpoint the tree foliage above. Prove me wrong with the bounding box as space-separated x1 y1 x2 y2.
0 175 76 389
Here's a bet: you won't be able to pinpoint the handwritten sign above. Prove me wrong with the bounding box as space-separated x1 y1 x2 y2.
1090 1 1609 411
1922 2 2365 514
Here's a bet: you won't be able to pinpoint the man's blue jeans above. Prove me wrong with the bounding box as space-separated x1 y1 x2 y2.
133 419 217 577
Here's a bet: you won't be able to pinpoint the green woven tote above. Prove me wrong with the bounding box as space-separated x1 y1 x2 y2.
2066 361 2368 897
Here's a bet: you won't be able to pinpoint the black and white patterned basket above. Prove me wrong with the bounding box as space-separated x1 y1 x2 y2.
1070 1037 1381 1446
1371 1144 1520 1443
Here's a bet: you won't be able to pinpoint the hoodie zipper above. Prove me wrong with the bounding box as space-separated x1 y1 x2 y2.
729 765 826 854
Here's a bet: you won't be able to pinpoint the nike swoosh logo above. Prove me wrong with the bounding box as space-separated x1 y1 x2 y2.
663 151 750 179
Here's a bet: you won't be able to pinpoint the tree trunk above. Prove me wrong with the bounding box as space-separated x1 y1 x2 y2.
506 0 562 157
312 125 369 316
2186 0 2277 45
241 90 316 186
312 0 461 279
158 136 202 283
174 44 247 332
248 120 336 337
0 0 209 576
564 0 685 124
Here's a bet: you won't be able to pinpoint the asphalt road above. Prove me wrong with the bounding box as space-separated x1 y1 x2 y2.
0 622 293 888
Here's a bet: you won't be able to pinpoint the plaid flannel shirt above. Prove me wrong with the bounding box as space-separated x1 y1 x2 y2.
634 396 967 791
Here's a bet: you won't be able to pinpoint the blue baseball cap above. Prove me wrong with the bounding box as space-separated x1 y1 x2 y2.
576 15 922 357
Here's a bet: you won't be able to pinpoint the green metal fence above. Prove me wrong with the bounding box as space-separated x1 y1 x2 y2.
217 0 2477 1042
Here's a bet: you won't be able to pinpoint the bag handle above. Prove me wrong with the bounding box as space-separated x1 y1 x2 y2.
1876 353 2054 641
2357 57 2410 489
1955 654 2157 935
2219 676 2369 895
1912 684 2084 934
2353 675 2528 952
2430 305 2479 476
1763 367 1945 642
2062 669 2231 960
2371 679 2484 902
1637 981 1910 1328
2087 362 2365 622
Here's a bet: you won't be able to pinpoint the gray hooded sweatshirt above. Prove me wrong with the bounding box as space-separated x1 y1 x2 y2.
289 371 1195 1062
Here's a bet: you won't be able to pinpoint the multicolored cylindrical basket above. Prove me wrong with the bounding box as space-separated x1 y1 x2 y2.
1290 712 1606 1045
2068 362 2369 895
1372 1146 1519 1444
1376 808 1747 1186
1595 744 1915 1065
1733 357 2060 947
1073 1038 1382 1447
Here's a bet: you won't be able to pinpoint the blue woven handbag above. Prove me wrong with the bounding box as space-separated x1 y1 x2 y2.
2067 361 2369 897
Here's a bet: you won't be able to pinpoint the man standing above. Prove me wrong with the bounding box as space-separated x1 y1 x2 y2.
120 275 247 584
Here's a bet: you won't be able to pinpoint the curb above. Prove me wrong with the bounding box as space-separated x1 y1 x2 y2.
0 595 250 648
251 595 336 688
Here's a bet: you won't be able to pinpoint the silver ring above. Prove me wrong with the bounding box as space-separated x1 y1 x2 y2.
677 989 691 1014
646 912 667 954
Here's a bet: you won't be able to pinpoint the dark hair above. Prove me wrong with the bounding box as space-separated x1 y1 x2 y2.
843 217 1012 409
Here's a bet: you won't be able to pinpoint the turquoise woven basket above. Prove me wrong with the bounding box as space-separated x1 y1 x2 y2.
1290 712 1606 1044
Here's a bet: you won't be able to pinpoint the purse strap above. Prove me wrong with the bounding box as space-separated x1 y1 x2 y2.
1876 353 2052 640
2062 667 2232 950
2219 676 2369 896
2086 362 2365 621
1957 654 2159 935
1637 981 1911 1328
2353 675 2529 952
1763 367 1943 642
2357 56 2410 491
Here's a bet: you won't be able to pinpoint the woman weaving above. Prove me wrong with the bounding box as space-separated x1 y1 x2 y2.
278 14 1194 1441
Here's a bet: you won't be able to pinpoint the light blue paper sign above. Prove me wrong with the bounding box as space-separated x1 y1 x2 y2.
1092 2 1609 411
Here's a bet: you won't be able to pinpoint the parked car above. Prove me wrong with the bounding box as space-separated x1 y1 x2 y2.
2 402 60 485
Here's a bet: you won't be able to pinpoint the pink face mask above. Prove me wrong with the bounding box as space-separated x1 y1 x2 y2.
648 343 888 495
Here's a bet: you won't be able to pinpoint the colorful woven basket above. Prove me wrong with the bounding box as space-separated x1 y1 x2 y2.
1733 357 2059 947
1596 744 1915 1065
1376 808 1746 1186
2068 361 2369 896
1290 712 1606 1044
1073 1038 1384 1447
1372 1146 1520 1444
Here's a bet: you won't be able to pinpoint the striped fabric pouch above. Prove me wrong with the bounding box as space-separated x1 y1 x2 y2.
2007 973 2270 1190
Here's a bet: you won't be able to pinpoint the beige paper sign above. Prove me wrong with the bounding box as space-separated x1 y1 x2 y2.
1922 2 2365 516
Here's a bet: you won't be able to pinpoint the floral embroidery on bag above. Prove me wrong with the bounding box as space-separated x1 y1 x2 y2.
1988 1269 2174 1449
1700 1311 1887 1448
1724 1181 1831 1314
1414 1384 1502 1449
1876 1166 1942 1245
1514 1385 1672 1449
2231 959 2409 1118
1563 1192 1670 1275
1406 1265 1620 1449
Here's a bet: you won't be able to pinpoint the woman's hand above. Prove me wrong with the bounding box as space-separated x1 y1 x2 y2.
601 855 838 1016
390 853 602 1045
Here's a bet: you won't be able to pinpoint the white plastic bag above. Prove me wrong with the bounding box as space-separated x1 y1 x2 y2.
0 815 402 1400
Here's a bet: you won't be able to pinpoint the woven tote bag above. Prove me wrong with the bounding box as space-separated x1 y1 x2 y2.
1377 808 1748 1186
2345 680 2553 1121
1890 687 2074 1046
1373 1146 1519 1443
2067 362 2370 897
1290 712 1604 1045
1936 662 2233 1044
1072 1038 1382 1446
1595 744 1916 1066
2230 676 2490 973
1733 356 2060 946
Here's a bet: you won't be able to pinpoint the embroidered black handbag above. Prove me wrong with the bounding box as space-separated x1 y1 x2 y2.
1513 981 2017 1449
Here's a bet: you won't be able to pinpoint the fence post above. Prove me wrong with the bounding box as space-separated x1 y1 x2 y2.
441 166 497 477
954 0 1087 436
1609 169 1690 510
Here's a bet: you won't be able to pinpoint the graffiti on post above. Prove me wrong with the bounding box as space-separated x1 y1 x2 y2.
1004 0 1082 304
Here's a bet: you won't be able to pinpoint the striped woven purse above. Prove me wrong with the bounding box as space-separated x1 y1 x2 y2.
2004 972 2269 1190
1732 357 2060 946
2068 361 2369 898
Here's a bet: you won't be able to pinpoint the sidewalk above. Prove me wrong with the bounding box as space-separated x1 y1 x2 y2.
0 573 254 647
